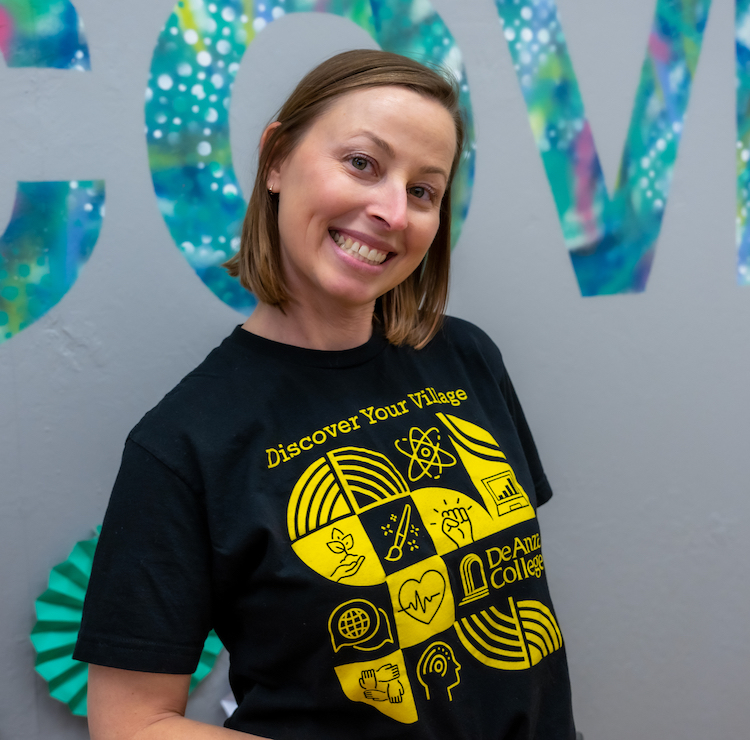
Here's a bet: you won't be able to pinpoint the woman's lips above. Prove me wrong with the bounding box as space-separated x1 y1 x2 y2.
330 229 389 265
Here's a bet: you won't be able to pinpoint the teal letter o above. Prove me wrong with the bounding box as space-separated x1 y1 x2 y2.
146 0 475 313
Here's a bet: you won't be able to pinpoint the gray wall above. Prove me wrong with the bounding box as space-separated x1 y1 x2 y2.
1 0 747 738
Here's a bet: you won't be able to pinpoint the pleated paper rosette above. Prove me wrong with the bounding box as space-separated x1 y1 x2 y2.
31 527 224 716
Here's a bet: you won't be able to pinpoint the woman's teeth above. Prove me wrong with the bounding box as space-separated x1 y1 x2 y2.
330 230 388 265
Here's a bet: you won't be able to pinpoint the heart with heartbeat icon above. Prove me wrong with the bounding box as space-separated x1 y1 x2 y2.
398 570 445 624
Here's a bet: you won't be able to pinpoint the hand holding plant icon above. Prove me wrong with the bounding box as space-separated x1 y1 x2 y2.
327 528 365 582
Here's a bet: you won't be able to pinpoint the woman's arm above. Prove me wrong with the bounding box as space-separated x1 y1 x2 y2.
87 665 271 740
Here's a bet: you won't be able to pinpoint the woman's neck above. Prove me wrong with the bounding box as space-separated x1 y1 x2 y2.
242 299 375 351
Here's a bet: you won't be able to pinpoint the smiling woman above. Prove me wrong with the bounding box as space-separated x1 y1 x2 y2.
246 84 456 350
75 50 577 740
227 50 465 350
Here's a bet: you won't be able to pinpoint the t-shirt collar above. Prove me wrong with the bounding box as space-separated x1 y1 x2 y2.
226 324 388 368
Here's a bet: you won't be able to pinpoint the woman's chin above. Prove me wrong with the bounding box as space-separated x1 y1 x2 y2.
318 284 380 314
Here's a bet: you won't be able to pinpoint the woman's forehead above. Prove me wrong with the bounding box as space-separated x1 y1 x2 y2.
304 86 456 166
323 85 451 126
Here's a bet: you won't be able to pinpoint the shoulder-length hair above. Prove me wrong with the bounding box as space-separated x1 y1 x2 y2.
224 49 465 349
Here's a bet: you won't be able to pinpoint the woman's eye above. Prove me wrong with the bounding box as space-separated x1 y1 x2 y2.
351 156 369 171
409 186 432 201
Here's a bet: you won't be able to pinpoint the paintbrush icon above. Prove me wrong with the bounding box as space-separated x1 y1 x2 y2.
385 503 411 562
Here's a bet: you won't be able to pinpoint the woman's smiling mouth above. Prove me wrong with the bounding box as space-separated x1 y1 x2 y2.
330 229 389 265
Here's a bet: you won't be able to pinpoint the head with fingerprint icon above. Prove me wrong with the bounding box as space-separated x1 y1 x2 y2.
417 641 461 701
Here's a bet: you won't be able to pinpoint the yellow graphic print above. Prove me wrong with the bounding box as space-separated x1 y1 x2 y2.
326 528 366 580
440 505 473 546
334 651 418 724
395 426 457 481
454 597 563 670
383 502 415 562
292 517 384 587
285 413 560 725
411 488 496 555
288 448 411 586
328 599 394 653
287 447 409 542
457 553 489 607
436 413 536 531
386 557 455 649
417 642 462 700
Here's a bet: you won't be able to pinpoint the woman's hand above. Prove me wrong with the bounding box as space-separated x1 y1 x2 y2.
87 664 270 740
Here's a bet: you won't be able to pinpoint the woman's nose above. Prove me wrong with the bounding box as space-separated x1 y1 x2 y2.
369 181 408 231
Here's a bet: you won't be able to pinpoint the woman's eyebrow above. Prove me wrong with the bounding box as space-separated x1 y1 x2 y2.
353 130 449 181
354 130 395 157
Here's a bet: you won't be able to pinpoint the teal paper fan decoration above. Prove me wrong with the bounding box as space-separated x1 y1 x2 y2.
31 527 224 716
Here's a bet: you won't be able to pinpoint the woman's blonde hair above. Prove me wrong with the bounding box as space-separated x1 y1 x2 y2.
224 49 465 349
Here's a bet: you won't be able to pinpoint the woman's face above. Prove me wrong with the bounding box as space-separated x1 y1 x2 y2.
267 85 457 317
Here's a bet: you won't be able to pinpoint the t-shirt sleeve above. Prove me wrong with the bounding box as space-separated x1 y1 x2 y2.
452 318 554 507
497 369 554 507
73 438 213 674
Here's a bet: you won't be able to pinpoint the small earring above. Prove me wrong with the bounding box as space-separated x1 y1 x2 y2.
268 187 275 195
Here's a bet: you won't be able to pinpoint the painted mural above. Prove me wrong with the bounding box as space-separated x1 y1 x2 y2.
145 0 476 314
737 0 750 286
0 182 105 342
494 0 711 296
0 0 104 345
0 0 89 69
0 0 745 342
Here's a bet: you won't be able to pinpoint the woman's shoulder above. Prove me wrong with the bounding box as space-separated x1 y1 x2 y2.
127 328 266 461
436 315 506 366
440 315 494 342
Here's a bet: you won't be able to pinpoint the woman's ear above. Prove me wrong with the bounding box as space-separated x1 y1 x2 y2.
260 120 282 152
261 121 282 192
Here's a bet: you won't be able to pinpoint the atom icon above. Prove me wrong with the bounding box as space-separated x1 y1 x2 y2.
395 426 457 482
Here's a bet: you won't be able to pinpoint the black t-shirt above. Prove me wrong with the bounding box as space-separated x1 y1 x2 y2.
75 317 576 740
